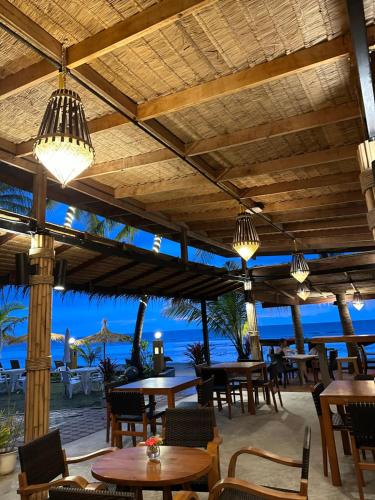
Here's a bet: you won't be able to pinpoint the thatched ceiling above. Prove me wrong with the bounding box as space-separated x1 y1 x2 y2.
0 0 374 256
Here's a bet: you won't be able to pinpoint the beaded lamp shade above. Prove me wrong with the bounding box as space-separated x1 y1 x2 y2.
297 282 310 301
352 291 364 311
291 251 310 283
34 88 94 186
232 212 260 261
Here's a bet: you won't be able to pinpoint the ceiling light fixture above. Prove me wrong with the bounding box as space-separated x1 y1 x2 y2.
232 209 260 261
297 282 310 301
34 45 94 187
352 291 364 311
291 240 310 283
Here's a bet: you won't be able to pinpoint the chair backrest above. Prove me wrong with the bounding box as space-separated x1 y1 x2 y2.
164 407 215 447
0 361 2 368
18 430 66 485
328 349 338 371
108 391 146 416
311 382 325 417
301 426 311 483
60 371 71 384
347 403 375 448
49 488 133 499
197 376 214 407
54 361 64 369
268 362 279 381
357 345 367 374
194 363 208 377
202 367 229 386
272 353 285 373
10 359 20 369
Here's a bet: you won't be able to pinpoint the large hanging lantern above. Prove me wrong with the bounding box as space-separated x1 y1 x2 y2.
232 211 260 261
297 282 310 301
290 240 310 283
34 50 94 187
352 291 364 311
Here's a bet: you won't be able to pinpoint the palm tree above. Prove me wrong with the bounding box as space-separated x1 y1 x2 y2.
0 182 32 214
64 206 136 242
130 235 162 372
0 302 27 358
163 290 248 360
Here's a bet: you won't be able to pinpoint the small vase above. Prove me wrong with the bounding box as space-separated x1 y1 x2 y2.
146 445 160 462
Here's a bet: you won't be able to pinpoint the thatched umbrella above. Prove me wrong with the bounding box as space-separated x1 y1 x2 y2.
75 319 132 358
3 332 65 344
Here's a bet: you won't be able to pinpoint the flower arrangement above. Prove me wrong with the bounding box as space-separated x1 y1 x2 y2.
145 435 163 461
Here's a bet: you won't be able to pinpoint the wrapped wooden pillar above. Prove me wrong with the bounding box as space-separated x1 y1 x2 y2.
245 294 262 360
290 304 305 354
24 233 54 443
358 140 375 238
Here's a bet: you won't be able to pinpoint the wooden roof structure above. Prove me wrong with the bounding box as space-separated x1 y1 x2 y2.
0 0 375 257
0 211 242 299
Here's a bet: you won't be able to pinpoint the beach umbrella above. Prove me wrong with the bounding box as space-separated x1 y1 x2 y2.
75 319 132 359
3 333 65 344
63 328 71 366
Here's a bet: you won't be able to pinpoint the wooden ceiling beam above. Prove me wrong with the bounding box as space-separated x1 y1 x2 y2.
77 149 176 180
67 254 109 277
219 145 358 181
91 261 140 285
269 203 367 223
221 227 371 242
137 31 369 120
0 0 213 100
187 104 360 157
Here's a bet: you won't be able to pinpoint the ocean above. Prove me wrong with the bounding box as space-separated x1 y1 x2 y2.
1 319 374 369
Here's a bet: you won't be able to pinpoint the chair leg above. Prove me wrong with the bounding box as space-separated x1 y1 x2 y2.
341 430 351 456
337 361 343 380
350 435 365 500
277 387 283 407
270 385 278 412
216 392 222 411
320 426 328 477
131 423 136 447
226 387 232 420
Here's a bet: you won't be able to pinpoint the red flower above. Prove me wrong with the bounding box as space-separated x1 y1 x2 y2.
145 436 163 446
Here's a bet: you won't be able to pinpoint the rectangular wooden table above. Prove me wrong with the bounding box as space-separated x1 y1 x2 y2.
115 376 200 408
210 362 267 415
320 380 375 486
285 354 317 385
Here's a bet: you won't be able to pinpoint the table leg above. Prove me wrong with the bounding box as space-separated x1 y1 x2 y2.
321 397 341 486
246 374 256 414
163 487 172 500
167 392 175 408
317 343 331 386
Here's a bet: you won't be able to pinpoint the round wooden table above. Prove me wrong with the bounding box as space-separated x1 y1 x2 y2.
91 446 212 500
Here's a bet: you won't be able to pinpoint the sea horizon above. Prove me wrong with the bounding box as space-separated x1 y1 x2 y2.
1 318 374 369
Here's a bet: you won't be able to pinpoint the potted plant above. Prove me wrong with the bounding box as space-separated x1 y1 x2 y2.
0 409 23 475
185 342 208 366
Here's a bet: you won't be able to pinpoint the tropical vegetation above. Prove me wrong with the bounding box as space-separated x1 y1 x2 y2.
185 342 208 365
73 340 101 367
0 409 23 452
0 302 27 358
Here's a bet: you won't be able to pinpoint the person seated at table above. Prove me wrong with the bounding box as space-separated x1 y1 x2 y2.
274 339 295 355
308 342 319 356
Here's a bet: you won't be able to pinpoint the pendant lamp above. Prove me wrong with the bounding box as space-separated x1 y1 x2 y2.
232 211 260 261
34 47 94 186
352 291 364 311
297 282 310 301
290 240 310 283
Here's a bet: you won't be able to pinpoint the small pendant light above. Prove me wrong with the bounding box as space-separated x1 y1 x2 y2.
232 209 260 261
352 291 364 311
291 240 310 283
297 282 310 301
34 45 94 187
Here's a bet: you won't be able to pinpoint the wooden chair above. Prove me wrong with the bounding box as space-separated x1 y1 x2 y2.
202 367 243 419
104 379 126 443
178 376 214 409
17 429 115 499
249 362 282 412
10 359 20 369
337 344 365 379
163 407 222 491
175 427 311 500
347 403 375 500
311 383 351 476
48 487 133 499
272 352 298 388
108 390 164 447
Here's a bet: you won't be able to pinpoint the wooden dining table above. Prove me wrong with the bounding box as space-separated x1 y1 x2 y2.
210 361 268 414
91 445 212 500
320 380 375 486
115 376 200 408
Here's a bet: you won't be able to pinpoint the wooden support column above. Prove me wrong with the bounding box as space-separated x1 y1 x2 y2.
244 290 262 360
24 232 54 442
335 293 357 359
32 165 47 226
358 141 375 239
290 304 305 354
200 299 210 364
180 228 188 264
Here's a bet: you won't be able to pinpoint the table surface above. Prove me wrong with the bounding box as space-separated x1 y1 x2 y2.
320 380 375 399
71 367 99 372
311 334 375 344
116 376 200 391
210 362 265 370
285 354 318 360
3 368 24 373
91 446 212 486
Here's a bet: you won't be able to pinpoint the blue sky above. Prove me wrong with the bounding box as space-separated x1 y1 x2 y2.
5 199 375 338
